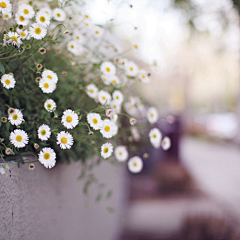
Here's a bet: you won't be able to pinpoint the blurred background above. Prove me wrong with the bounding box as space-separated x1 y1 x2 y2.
86 0 240 239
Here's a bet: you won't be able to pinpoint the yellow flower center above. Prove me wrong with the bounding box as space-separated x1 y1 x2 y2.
35 28 41 34
104 147 108 153
61 137 67 144
5 79 10 85
134 45 138 49
16 135 22 142
116 96 119 99
11 36 18 42
47 75 52 80
71 45 74 48
85 14 89 19
112 80 116 84
44 83 49 88
153 134 156 138
76 36 79 39
102 96 106 100
130 67 133 71
142 75 145 78
93 118 98 124
119 152 122 155
44 153 50 160
5 14 9 18
0 2 6 8
41 129 46 136
66 116 72 123
57 13 61 17
12 114 18 120
40 16 45 22
133 162 137 167
90 89 94 93
23 9 29 14
105 126 110 132
19 16 25 21
95 31 99 34
106 67 110 72
20 32 26 37
150 113 154 117
47 104 52 109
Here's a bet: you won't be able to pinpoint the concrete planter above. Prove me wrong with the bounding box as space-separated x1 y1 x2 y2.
0 160 124 240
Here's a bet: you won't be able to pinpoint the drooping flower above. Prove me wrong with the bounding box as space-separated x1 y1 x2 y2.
128 156 143 173
114 146 128 162
44 99 56 112
1 74 16 89
38 147 56 169
101 142 113 159
10 129 29 148
147 107 158 124
149 128 162 149
38 124 51 141
61 109 79 129
8 109 23 126
57 131 74 149
29 23 47 40
162 137 171 150
87 113 102 130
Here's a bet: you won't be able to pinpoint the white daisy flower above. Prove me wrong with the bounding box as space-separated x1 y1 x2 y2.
0 0 12 14
131 126 141 141
41 7 52 18
3 12 12 20
29 23 47 40
162 137 171 150
1 74 16 89
128 156 143 173
118 58 128 69
42 69 58 84
138 69 150 83
125 61 139 77
109 75 120 86
152 59 161 72
38 124 51 141
72 30 85 43
52 8 66 21
149 128 162 149
124 102 139 118
132 42 139 53
100 119 118 139
17 29 31 40
112 90 124 104
61 109 79 129
86 83 98 98
110 113 118 122
100 62 116 76
57 131 74 149
114 146 128 162
18 4 35 19
92 25 104 38
87 113 102 130
8 109 23 126
6 32 22 48
101 142 113 159
110 100 121 113
39 77 56 94
147 107 159 124
67 40 83 56
36 10 51 27
44 99 56 112
101 74 111 85
38 147 56 169
15 13 29 26
98 90 111 105
10 129 29 148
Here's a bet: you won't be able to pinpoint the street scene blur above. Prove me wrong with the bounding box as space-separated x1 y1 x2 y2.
86 0 240 239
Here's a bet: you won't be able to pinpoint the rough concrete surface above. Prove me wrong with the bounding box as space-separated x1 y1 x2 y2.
0 160 124 240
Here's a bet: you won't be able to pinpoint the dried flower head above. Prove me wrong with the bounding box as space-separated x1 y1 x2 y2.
36 77 41 83
7 107 15 115
36 63 42 70
143 153 149 159
5 148 13 155
39 47 46 54
8 72 14 77
18 25 24 30
28 163 35 170
129 118 137 125
1 117 7 123
64 29 70 34
62 71 68 76
106 109 114 118
34 143 39 149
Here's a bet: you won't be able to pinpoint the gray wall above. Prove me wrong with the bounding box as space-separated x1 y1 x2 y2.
0 160 125 240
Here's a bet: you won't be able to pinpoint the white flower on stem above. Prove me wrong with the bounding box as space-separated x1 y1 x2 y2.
101 142 113 159
101 75 111 85
61 109 79 129
100 119 118 139
86 83 98 98
149 128 162 149
44 99 56 112
15 13 29 26
1 74 16 89
98 90 111 105
73 30 85 44
6 32 22 48
57 131 74 149
38 124 51 141
67 40 84 56
52 8 66 21
42 69 58 84
114 146 128 162
39 77 56 93
0 0 12 14
3 12 12 20
125 61 139 77
18 4 35 19
162 137 171 150
147 107 159 124
29 23 47 40
109 75 120 86
10 129 29 148
106 109 114 118
112 90 124 104
36 10 51 27
118 58 128 69
41 7 52 18
17 29 31 40
138 69 150 83
110 100 121 113
132 42 139 53
38 147 56 169
100 62 116 76
110 113 118 122
87 113 102 130
8 109 23 126
129 118 137 125
128 156 143 173
92 25 104 38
